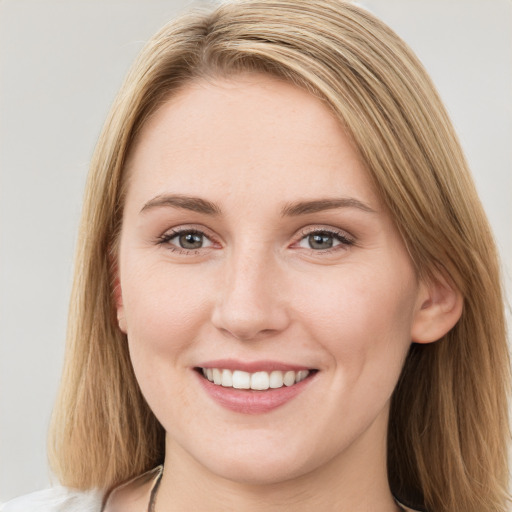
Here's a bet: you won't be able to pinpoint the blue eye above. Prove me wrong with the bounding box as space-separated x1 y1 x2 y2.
298 230 353 251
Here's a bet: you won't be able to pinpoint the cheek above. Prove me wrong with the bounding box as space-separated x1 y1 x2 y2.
293 262 418 380
121 261 212 351
120 262 214 426
119 259 214 406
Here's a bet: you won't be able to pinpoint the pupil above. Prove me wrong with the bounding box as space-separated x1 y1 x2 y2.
180 232 202 249
309 233 333 249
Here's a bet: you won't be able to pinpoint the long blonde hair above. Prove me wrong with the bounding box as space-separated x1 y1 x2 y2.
49 1 510 510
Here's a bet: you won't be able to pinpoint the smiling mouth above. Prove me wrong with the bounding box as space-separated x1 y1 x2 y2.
196 368 317 391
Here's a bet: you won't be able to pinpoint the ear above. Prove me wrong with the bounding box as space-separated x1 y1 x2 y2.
411 271 463 344
111 260 127 334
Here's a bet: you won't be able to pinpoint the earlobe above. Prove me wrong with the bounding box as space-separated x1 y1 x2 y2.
411 271 463 344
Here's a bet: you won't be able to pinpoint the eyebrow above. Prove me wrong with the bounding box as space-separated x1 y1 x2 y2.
280 197 376 216
140 194 375 216
140 194 221 215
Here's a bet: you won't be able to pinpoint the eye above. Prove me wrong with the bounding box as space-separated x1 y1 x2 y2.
296 229 354 251
158 229 214 251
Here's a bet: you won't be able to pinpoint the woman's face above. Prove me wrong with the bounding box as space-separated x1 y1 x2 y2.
116 73 426 485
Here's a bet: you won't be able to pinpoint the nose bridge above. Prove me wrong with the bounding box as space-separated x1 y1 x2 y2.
211 242 289 340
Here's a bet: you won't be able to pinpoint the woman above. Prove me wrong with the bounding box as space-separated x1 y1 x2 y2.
2 1 509 511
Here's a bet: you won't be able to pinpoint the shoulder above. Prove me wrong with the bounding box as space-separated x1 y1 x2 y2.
0 487 103 512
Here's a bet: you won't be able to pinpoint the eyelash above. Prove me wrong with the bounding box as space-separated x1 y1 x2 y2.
156 226 355 255
294 228 355 252
157 228 215 254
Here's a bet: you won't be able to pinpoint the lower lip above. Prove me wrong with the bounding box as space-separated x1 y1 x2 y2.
195 371 315 414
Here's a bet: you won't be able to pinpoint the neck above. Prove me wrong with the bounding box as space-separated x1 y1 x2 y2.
156 412 400 512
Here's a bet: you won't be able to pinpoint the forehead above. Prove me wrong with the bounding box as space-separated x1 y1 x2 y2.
125 73 379 208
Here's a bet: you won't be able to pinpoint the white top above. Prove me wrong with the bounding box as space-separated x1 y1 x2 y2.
0 466 162 512
0 487 103 512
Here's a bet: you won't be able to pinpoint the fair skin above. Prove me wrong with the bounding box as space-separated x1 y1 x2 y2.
113 73 461 511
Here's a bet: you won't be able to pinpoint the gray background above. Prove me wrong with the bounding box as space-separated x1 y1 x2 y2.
1 0 511 501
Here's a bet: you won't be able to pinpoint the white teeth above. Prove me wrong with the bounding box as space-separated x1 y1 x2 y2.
201 368 311 390
213 368 222 385
221 369 232 387
296 370 309 383
232 370 251 389
283 371 295 387
251 371 269 390
269 371 284 388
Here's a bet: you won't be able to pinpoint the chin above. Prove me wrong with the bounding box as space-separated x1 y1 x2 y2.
201 453 312 486
186 430 334 487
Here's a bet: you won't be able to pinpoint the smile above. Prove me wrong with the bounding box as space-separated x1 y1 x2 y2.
200 368 311 390
195 360 318 414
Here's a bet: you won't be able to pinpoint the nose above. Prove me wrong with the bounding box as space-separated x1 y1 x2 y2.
211 248 290 341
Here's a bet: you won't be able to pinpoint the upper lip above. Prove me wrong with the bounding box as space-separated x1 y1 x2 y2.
195 359 314 373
